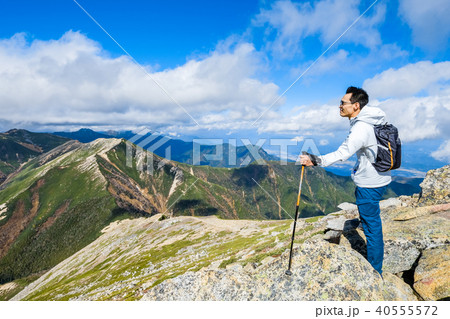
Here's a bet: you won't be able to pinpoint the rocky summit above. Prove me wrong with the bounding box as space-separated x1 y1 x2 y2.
142 166 450 301
142 239 414 301
3 165 450 301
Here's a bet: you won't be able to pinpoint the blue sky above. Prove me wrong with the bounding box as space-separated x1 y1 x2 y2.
0 0 449 175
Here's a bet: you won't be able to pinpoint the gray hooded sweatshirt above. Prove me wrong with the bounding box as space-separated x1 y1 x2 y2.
319 106 391 188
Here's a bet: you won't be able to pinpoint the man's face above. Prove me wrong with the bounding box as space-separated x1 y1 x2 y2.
339 93 360 118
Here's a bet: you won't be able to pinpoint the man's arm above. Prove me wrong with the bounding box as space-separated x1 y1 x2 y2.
300 122 369 167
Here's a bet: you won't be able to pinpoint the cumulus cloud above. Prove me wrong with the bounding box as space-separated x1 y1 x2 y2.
399 0 450 51
372 95 450 142
431 140 450 162
363 61 450 99
257 103 347 134
256 60 450 155
361 60 450 146
253 0 385 58
361 60 450 158
0 31 281 131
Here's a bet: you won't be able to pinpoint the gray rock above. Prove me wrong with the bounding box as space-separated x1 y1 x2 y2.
326 216 347 231
225 263 243 271
380 198 402 209
340 229 423 275
324 230 342 243
337 202 357 211
142 239 390 301
340 228 424 274
414 245 450 301
419 165 450 205
326 217 360 231
383 240 421 274
382 273 418 301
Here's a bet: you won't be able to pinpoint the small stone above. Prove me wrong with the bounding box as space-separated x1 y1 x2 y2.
226 264 243 271
243 263 256 272
326 217 359 231
326 216 347 231
260 256 275 265
380 198 402 209
337 202 357 211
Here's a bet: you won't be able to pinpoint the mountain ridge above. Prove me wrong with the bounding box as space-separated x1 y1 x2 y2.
2 160 448 300
7 164 449 301
0 137 356 285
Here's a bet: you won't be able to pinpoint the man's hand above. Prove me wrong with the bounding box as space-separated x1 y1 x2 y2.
299 155 314 166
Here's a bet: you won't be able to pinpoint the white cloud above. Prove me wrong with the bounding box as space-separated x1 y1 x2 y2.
257 103 347 134
253 0 385 58
291 136 304 142
431 140 450 162
399 0 450 51
256 60 450 155
372 95 450 142
363 61 450 99
0 31 281 130
362 61 450 147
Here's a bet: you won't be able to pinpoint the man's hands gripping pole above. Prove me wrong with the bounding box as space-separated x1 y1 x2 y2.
300 151 321 167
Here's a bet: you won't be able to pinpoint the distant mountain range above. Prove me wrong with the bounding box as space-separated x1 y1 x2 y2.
53 128 279 167
53 128 111 143
1 128 423 196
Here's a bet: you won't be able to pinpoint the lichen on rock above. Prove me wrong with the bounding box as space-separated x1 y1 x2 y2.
414 245 450 301
142 239 417 301
419 165 450 205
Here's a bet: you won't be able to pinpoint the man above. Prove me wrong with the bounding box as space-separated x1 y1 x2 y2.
300 86 391 276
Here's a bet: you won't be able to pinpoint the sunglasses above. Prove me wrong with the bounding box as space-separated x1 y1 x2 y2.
340 100 353 106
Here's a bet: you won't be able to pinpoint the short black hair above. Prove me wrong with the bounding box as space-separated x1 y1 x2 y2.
346 86 369 109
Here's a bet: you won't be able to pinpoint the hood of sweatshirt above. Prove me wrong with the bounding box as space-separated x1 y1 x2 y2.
350 106 386 126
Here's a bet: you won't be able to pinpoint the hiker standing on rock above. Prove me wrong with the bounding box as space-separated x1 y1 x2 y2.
300 86 391 276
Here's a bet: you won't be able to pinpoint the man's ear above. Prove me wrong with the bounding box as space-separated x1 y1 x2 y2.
354 102 360 111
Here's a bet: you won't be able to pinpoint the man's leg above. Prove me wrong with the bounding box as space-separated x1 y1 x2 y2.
355 186 387 275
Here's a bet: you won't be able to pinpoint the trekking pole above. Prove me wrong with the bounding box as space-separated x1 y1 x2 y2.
285 164 305 276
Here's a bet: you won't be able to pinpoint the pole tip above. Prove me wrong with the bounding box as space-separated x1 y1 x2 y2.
285 269 292 276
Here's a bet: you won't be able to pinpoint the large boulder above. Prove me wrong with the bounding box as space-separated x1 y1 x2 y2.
419 165 450 205
338 206 449 274
414 245 450 301
382 209 449 251
142 239 416 301
382 273 418 301
383 240 421 274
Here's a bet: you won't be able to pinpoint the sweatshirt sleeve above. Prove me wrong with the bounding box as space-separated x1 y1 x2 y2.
319 122 369 167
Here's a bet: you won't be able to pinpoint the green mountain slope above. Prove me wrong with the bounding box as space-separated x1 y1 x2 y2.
0 138 355 284
0 129 70 181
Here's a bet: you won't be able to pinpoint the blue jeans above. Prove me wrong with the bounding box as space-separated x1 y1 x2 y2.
355 185 387 275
